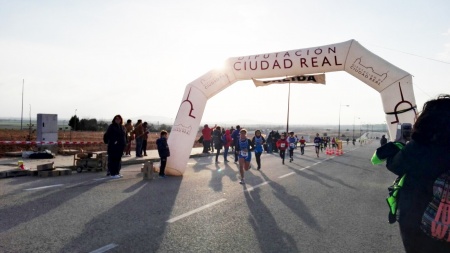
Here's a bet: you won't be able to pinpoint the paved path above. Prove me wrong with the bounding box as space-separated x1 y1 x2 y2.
0 140 403 252
0 147 207 172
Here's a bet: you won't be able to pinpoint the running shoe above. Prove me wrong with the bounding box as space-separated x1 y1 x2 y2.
110 175 121 179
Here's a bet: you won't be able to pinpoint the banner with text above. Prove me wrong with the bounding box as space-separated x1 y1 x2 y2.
252 74 326 87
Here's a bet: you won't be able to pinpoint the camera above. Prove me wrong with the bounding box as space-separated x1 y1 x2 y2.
394 123 412 144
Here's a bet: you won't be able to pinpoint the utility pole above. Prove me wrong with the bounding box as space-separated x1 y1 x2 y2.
21 79 24 130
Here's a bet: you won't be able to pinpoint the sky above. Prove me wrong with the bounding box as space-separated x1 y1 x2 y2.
1 0 449 127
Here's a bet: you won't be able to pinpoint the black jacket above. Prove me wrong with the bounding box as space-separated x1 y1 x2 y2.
156 137 170 158
213 129 223 149
104 123 126 156
386 140 450 226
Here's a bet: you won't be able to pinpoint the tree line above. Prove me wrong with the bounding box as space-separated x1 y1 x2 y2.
68 116 171 132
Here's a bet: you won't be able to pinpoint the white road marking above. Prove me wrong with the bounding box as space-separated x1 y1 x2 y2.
89 243 118 253
246 181 270 192
24 184 64 191
166 198 227 223
278 172 295 179
93 177 110 181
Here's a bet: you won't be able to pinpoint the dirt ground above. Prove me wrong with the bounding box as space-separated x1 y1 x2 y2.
0 130 203 157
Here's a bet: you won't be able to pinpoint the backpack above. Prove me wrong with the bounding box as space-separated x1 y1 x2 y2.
420 170 450 242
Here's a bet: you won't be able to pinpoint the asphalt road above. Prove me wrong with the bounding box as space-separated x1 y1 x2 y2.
0 141 404 253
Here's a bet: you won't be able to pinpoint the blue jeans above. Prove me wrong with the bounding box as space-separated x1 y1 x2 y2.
135 136 143 156
223 146 229 161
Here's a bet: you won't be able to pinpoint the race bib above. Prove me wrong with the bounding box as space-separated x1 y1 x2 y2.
300 144 305 147
280 143 286 148
315 143 320 147
290 143 295 148
240 151 248 157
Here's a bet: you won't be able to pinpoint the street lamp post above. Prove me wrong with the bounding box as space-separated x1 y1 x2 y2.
338 103 350 138
74 109 77 131
353 116 360 139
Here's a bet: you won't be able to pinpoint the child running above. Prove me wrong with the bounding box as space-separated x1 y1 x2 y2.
288 132 296 162
276 133 289 164
299 136 306 155
237 129 254 184
251 129 266 170
313 133 321 158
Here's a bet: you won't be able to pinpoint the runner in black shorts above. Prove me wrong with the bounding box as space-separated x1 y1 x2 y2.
313 133 322 158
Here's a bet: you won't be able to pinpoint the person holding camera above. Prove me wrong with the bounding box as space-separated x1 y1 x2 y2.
381 95 450 252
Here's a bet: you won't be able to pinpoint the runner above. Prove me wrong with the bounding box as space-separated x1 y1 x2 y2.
251 130 266 170
288 132 296 162
299 136 306 155
276 133 289 165
237 129 254 184
313 133 322 158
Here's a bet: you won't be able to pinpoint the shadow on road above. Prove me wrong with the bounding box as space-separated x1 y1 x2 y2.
59 177 182 252
243 186 300 253
259 170 323 231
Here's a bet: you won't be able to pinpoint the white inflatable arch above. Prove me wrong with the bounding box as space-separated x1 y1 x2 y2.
166 39 417 176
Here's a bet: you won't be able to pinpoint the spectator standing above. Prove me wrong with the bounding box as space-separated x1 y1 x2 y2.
156 130 170 178
273 131 281 153
210 127 215 152
266 131 274 153
229 126 235 152
222 129 233 162
231 125 241 163
213 126 223 163
124 119 134 156
380 135 388 146
201 124 216 153
104 115 127 178
142 122 149 156
134 119 144 157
